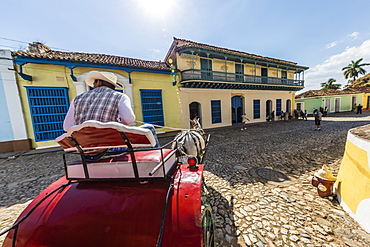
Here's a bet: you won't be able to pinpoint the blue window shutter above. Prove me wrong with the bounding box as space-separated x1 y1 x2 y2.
140 89 164 126
276 99 282 116
26 87 69 142
211 100 221 124
253 99 260 119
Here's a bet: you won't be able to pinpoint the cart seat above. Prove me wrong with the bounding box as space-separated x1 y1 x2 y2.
66 149 176 179
55 120 176 180
56 120 158 151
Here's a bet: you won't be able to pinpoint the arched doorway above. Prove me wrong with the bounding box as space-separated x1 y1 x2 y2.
231 96 243 124
189 102 201 127
266 100 272 118
286 99 291 114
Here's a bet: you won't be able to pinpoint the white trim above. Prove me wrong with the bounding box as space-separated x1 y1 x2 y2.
347 129 370 169
0 50 28 141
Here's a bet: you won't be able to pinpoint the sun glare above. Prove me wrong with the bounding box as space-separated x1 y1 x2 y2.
138 0 174 18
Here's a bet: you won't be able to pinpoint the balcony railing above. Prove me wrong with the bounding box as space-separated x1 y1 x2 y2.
181 69 304 87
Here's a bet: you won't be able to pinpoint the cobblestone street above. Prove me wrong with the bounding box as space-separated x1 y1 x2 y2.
1 111 370 246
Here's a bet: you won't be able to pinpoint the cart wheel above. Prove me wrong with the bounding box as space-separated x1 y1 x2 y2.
202 205 215 247
202 180 215 247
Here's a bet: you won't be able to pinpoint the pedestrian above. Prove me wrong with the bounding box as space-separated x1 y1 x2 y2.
323 106 328 117
356 104 363 114
63 71 160 148
299 110 304 120
271 111 275 121
304 110 308 121
280 111 285 120
313 109 323 131
352 103 357 112
294 109 299 119
319 107 324 114
241 113 250 130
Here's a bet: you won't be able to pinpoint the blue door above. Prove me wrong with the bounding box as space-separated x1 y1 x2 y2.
231 96 243 124
26 87 69 142
140 89 164 126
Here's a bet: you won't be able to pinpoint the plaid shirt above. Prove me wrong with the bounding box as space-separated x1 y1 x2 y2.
74 87 124 125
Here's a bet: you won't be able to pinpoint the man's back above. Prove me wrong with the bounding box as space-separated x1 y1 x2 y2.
74 87 123 125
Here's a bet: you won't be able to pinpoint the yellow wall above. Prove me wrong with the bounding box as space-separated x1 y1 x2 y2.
336 129 370 232
177 54 200 70
16 63 179 149
363 93 370 109
16 63 76 149
337 140 369 213
130 71 181 132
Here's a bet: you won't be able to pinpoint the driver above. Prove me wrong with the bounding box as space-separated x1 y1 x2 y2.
63 71 159 148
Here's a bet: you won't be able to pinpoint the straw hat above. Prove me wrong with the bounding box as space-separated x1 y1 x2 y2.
85 71 123 89
314 165 336 181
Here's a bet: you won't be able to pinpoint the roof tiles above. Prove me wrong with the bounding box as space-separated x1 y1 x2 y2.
296 87 370 98
173 37 308 69
12 43 170 71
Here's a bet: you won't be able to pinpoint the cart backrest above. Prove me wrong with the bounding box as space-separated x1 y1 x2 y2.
56 120 157 151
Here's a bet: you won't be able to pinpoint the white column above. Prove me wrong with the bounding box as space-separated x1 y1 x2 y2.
124 83 134 108
73 80 88 95
0 50 28 141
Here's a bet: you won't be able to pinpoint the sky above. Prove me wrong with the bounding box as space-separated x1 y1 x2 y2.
2 0 370 94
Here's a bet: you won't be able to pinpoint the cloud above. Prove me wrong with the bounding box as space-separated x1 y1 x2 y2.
326 41 338 49
325 31 360 49
347 31 359 40
301 39 370 94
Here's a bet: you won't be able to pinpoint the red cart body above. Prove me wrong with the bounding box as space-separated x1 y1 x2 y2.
2 121 213 247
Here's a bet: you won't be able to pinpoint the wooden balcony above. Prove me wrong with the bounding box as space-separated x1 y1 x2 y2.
181 69 304 87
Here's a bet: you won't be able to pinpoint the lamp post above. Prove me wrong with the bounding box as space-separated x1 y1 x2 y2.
168 59 178 86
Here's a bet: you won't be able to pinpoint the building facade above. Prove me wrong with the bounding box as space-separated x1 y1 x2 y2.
295 88 370 115
8 42 179 151
166 38 308 129
2 38 309 151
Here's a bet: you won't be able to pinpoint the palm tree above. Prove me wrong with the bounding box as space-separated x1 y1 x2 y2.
342 58 370 82
320 78 341 90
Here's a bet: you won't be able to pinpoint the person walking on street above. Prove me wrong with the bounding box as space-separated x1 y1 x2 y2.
241 113 250 130
280 111 285 120
304 110 308 121
357 104 363 114
271 111 275 121
313 109 323 131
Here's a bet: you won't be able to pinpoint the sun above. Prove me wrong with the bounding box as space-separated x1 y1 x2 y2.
137 0 174 18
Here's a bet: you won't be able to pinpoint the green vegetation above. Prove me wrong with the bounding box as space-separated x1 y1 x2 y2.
320 78 341 90
342 58 370 86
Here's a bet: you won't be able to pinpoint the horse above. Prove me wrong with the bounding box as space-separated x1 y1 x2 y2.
172 117 208 164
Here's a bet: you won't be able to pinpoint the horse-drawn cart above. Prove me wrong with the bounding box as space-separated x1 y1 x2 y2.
1 121 213 247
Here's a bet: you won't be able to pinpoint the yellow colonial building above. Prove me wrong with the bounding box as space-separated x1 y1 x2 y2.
165 38 308 129
2 38 308 151
10 42 180 150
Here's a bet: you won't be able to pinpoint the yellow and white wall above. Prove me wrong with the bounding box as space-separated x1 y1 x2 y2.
15 62 180 149
335 126 370 233
178 88 295 129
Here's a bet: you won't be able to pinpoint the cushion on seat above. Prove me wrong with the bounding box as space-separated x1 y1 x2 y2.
67 149 177 179
56 120 156 152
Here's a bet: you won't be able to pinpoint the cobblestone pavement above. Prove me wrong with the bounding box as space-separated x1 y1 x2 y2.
1 111 370 246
